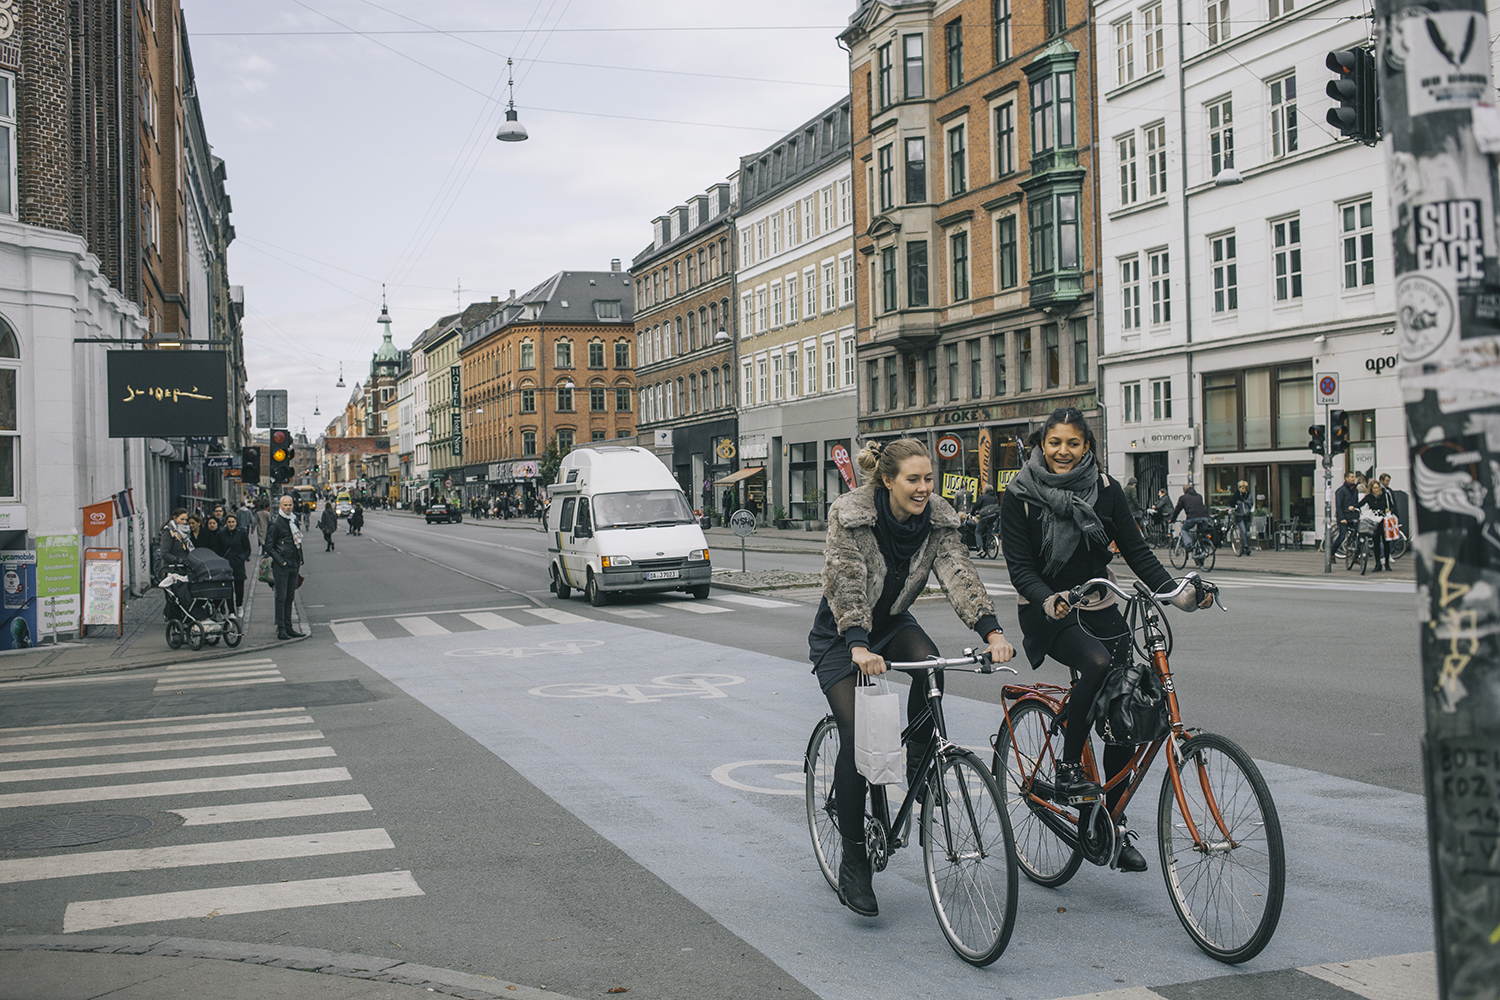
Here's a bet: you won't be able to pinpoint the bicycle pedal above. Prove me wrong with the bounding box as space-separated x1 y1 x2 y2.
1065 791 1102 806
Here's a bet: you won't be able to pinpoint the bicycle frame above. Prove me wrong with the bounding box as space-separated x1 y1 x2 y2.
998 584 1238 858
870 668 954 852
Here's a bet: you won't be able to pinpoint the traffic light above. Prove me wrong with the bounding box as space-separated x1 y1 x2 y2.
241 446 261 484
1308 423 1326 456
1329 409 1351 455
269 429 294 483
1326 48 1379 145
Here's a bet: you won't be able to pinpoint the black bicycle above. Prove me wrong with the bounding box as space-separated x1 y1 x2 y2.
1346 523 1374 575
1168 520 1217 572
805 650 1020 966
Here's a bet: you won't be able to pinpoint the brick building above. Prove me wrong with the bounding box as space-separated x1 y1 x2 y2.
841 0 1101 497
459 271 635 505
631 184 739 514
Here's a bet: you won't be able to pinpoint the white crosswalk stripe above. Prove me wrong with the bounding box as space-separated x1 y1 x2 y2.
521 607 591 625
0 707 422 933
152 658 287 695
459 611 521 629
330 620 377 643
396 616 450 636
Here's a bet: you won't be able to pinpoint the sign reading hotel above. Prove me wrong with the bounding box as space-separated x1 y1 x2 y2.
107 351 229 438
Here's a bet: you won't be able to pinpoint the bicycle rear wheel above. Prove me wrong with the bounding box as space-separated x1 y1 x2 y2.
992 701 1081 887
805 715 844 893
1390 533 1408 560
922 749 1018 967
1345 537 1359 571
1169 537 1188 570
984 532 1000 560
1201 543 1217 572
1158 732 1285 964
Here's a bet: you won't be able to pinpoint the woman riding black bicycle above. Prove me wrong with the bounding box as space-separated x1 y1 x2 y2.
809 438 1015 917
1000 407 1211 873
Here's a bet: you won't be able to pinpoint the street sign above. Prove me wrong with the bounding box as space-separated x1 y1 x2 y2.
730 509 757 537
204 455 232 469
936 434 962 460
830 443 856 489
255 390 289 430
1316 372 1340 406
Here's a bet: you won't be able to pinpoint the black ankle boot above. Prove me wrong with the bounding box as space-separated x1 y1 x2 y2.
838 837 878 917
1054 761 1102 806
1115 816 1147 872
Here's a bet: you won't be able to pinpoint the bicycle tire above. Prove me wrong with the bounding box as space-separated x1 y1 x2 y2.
992 701 1082 887
921 749 1018 967
1360 543 1370 576
1201 543 1217 573
1390 533 1408 560
984 532 1000 560
1345 537 1359 571
1169 537 1188 570
1158 732 1285 964
805 715 845 894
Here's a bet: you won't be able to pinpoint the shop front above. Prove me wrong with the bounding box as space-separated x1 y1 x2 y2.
666 418 737 514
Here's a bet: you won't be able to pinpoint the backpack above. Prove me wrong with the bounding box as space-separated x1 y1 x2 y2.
1091 657 1171 745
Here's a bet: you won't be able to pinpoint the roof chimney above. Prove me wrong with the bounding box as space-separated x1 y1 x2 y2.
491 295 498 302
610 258 621 272
509 289 516 299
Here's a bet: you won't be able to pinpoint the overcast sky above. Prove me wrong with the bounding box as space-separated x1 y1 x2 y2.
186 0 856 438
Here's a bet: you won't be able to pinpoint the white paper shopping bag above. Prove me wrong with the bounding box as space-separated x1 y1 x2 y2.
854 676 903 785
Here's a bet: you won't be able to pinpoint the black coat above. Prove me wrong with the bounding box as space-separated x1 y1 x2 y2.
220 525 252 579
319 508 337 534
1335 483 1361 522
158 526 193 571
263 514 303 568
1172 489 1209 522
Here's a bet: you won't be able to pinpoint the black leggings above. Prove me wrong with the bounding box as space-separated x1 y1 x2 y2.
1049 612 1138 814
823 627 943 841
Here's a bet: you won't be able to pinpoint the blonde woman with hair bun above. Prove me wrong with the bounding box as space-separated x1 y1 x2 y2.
807 436 1015 918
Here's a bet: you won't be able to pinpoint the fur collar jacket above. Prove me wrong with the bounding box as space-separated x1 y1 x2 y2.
821 484 995 637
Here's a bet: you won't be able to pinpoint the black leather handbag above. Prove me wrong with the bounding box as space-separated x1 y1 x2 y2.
1091 658 1171 745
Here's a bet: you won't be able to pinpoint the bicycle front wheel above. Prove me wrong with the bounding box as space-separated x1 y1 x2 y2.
1169 537 1188 570
1345 538 1359 571
992 701 1081 887
1201 543 1217 572
1158 732 1285 964
984 532 1000 560
1390 533 1408 560
922 749 1018 967
805 715 844 893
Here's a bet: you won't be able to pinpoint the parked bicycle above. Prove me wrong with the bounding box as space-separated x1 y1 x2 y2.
1168 519 1217 571
990 573 1284 964
1136 511 1171 549
1345 521 1377 575
805 649 1020 966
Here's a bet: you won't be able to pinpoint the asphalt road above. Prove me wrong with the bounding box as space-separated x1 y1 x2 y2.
0 510 1429 1000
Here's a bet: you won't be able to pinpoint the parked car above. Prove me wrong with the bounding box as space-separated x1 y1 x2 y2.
426 499 463 524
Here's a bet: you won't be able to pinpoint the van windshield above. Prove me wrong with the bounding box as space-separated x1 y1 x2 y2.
592 490 697 529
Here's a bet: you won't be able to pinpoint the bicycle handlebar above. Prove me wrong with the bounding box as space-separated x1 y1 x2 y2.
885 649 1019 675
1066 571 1229 613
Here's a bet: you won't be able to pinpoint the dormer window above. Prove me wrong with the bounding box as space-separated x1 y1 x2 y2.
594 300 622 321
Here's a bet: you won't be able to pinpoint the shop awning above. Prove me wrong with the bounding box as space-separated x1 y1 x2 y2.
714 466 765 486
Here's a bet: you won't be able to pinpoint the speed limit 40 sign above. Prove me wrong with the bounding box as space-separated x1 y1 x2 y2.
936 434 962 460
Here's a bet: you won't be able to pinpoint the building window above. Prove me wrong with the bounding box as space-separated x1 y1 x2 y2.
0 74 13 217
1044 324 1060 388
0 324 16 495
1269 73 1297 158
1269 0 1294 17
839 254 854 306
773 354 785 400
925 347 938 402
522 430 536 455
1142 4 1164 74
946 19 964 89
969 339 982 399
947 343 960 401
804 267 817 317
521 387 536 413
1121 257 1141 329
1152 378 1172 420
1145 122 1167 197
882 247 899 312
770 213 783 255
878 43 893 108
951 231 970 302
555 340 573 368
1047 0 1067 36
904 34 925 99
1058 194 1079 269
828 339 842 391
993 333 1007 395
1123 382 1143 423
1118 134 1137 206
771 281 784 327
947 124 967 196
868 361 880 412
1072 319 1089 383
712 368 723 408
1208 98 1234 175
1030 198 1054 275
558 429 574 452
754 357 768 404
997 216 1018 289
741 294 753 338
788 348 800 397
615 387 631 412
755 287 768 334
520 341 535 369
755 220 768 260
905 137 926 203
1207 0 1230 44
589 341 605 368
907 241 929 307
878 143 894 211
1211 233 1237 312
805 342 818 396
1032 71 1075 153
556 384 574 411
1114 18 1135 86
786 274 800 323
1018 329 1033 391
1149 249 1171 324
1272 216 1303 300
995 0 1012 62
1342 198 1375 288
995 103 1015 176
590 387 606 412
822 261 837 312
615 340 629 368
887 357 898 409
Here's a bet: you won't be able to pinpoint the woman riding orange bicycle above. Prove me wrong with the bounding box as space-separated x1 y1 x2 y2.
1000 407 1212 872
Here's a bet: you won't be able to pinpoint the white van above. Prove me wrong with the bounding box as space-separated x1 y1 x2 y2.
546 446 712 607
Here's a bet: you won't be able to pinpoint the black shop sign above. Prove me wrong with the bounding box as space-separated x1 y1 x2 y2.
107 350 229 438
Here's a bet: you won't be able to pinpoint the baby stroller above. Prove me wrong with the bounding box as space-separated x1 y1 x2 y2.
161 549 243 651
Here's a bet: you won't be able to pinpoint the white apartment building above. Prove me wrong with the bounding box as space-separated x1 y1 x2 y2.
411 328 430 501
1094 0 1403 540
735 99 860 521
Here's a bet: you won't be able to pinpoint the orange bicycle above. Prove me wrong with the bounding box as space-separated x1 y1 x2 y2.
990 573 1285 964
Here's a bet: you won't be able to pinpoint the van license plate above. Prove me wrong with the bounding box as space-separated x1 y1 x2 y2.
645 570 680 580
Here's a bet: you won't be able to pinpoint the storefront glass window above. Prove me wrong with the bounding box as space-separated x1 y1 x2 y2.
1275 362 1313 450
1243 369 1271 450
1203 373 1238 451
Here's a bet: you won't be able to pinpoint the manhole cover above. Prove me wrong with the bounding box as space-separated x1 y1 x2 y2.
0 814 153 850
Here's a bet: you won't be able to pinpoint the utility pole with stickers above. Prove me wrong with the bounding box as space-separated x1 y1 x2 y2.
1374 0 1500 994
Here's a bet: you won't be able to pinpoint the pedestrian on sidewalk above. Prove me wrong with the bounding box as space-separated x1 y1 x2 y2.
1232 481 1255 556
201 515 228 558
221 512 251 614
158 508 194 573
254 499 272 548
264 495 305 640
1361 481 1395 572
319 501 337 551
349 504 364 536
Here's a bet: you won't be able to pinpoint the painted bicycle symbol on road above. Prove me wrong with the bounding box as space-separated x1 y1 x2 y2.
445 639 606 659
528 673 745 703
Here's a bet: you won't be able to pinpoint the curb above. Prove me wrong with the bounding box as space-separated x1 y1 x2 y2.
0 935 578 1000
0 632 309 685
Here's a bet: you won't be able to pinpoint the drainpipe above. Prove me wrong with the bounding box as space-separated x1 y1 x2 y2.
1176 0 1197 485
1088 5 1103 418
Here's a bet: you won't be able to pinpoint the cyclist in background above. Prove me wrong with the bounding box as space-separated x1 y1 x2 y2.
1173 483 1212 559
808 438 1014 918
1001 407 1211 874
1232 480 1255 557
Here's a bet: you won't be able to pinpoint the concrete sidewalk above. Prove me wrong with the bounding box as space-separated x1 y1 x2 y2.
0 936 574 1000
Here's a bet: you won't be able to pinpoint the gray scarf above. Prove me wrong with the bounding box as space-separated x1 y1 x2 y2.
1006 447 1110 576
166 520 194 551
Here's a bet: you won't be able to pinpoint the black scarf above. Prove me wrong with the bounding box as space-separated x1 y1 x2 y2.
873 486 931 567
